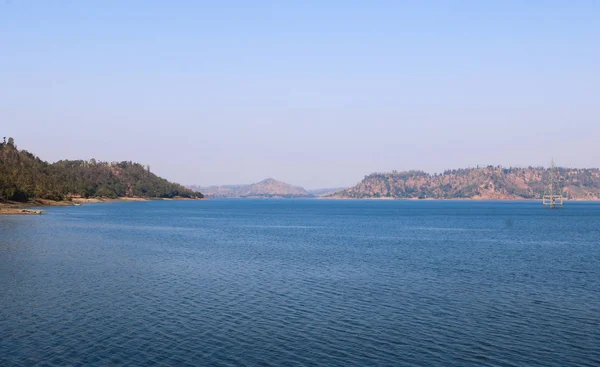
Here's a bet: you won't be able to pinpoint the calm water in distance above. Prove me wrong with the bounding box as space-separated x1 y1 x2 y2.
1 199 599 366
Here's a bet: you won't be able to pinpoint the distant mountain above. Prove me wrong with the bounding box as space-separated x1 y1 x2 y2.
308 187 348 197
0 138 203 202
187 184 245 198
191 178 310 198
332 166 600 200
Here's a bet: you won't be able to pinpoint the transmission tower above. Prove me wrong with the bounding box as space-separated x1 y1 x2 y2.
542 159 563 208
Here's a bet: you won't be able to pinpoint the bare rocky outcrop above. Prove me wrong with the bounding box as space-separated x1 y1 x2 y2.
332 167 600 200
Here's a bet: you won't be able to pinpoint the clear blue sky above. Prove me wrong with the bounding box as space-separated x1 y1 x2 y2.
2 1 599 189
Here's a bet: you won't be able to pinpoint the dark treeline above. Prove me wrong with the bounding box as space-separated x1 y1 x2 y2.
0 138 203 202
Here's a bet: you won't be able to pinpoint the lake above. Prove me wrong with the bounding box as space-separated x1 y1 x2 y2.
1 199 599 366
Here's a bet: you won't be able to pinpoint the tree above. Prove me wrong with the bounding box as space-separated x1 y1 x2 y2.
0 141 204 201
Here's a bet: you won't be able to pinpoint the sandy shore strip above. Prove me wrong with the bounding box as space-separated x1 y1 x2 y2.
0 196 201 215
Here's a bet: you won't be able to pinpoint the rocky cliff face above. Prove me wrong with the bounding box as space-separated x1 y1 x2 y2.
332 167 600 200
192 178 310 198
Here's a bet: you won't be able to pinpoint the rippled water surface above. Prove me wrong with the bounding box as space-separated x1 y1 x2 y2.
1 200 599 366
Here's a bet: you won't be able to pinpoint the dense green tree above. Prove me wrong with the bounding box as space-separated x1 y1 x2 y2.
0 139 203 202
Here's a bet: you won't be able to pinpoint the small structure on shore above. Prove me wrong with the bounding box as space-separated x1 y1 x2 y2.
543 159 563 208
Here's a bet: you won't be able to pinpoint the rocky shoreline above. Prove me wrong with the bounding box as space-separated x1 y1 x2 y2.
0 207 43 215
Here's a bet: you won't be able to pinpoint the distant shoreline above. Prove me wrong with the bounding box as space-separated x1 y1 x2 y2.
206 196 600 202
3 196 598 215
322 196 600 201
0 196 203 215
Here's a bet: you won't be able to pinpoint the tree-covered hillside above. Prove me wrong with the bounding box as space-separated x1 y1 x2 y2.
0 138 202 202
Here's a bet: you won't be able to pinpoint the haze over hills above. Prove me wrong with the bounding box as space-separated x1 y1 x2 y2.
331 166 600 200
5 136 599 203
189 178 311 198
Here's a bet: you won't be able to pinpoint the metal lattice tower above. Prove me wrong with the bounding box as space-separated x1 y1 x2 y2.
542 159 563 208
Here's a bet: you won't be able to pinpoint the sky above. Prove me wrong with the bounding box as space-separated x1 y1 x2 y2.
1 1 599 189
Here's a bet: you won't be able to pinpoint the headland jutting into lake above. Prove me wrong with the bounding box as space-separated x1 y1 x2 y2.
0 138 203 214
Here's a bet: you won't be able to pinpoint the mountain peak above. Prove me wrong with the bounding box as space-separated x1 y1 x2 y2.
258 178 280 184
190 178 310 198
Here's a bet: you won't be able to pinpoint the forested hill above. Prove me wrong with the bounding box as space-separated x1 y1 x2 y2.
0 138 202 202
332 167 600 200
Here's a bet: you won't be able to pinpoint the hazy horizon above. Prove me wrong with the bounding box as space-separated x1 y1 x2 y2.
2 1 599 189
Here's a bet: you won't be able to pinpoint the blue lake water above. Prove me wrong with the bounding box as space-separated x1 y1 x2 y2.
1 199 599 366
